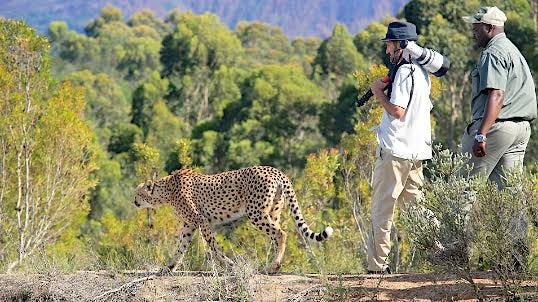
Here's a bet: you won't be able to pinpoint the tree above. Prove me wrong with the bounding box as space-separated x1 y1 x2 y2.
501 3 538 70
291 38 322 61
145 100 189 171
161 12 242 77
318 76 361 145
127 10 170 37
56 31 100 66
235 21 294 65
131 71 170 138
94 21 135 71
420 14 473 149
205 65 244 121
118 36 161 80
160 12 244 125
402 0 442 33
313 23 366 78
131 25 161 41
192 130 225 171
131 143 162 182
291 37 322 76
89 122 143 220
65 70 131 147
1 20 50 269
225 64 326 169
89 149 126 219
47 21 68 44
164 9 183 27
312 23 366 101
353 21 390 67
66 70 130 127
108 123 143 154
0 20 97 271
85 4 124 37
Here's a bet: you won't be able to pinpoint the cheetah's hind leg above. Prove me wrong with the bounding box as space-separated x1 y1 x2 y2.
248 209 287 274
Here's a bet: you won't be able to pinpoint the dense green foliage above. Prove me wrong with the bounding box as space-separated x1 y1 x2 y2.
0 1 537 278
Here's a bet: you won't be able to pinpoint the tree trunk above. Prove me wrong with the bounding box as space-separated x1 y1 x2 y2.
15 143 25 267
8 44 41 272
341 152 370 256
197 83 210 122
0 140 7 222
446 71 470 150
530 0 538 30
449 84 458 150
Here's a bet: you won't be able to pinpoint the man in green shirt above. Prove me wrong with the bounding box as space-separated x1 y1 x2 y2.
458 6 536 270
462 6 537 188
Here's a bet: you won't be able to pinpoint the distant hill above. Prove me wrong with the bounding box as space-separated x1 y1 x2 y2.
0 0 409 38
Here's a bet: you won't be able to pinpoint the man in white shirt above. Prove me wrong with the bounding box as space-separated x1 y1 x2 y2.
367 21 433 274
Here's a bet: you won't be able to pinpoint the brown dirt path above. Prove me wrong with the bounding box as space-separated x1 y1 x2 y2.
0 271 536 301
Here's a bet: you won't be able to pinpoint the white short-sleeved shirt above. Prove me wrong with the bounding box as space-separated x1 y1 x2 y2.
376 62 433 160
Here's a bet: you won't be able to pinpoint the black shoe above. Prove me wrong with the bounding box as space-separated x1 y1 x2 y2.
367 267 391 274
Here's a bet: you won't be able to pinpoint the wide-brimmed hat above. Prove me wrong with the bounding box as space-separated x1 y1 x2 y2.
381 21 418 42
462 6 507 27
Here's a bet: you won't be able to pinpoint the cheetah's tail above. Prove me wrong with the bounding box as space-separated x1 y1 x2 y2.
282 181 333 242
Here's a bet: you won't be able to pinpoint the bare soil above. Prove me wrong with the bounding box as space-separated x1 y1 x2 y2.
0 270 537 301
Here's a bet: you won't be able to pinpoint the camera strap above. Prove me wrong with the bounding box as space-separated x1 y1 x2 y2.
388 60 415 108
408 65 415 108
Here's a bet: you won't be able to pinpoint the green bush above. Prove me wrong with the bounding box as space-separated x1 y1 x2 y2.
401 146 538 300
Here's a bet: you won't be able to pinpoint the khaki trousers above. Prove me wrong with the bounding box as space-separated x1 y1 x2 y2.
367 147 424 271
461 120 531 189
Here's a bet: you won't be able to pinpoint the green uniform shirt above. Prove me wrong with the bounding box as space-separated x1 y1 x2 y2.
470 33 537 121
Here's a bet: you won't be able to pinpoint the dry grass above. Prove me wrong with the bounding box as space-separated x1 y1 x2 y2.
0 270 537 301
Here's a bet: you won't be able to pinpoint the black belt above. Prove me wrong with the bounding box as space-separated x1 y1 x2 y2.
468 117 528 129
495 117 528 123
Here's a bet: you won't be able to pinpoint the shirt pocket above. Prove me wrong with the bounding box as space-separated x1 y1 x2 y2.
471 67 480 99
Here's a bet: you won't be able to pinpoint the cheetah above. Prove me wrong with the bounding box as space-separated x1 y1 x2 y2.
134 166 333 273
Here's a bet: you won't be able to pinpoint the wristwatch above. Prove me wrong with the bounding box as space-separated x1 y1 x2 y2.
474 133 487 143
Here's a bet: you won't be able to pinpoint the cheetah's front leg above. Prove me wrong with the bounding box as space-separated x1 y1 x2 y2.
164 223 197 272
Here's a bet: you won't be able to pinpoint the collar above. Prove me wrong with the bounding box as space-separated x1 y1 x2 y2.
485 32 506 49
390 58 410 76
387 58 411 98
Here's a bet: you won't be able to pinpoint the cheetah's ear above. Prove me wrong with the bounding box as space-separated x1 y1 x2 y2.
144 180 155 195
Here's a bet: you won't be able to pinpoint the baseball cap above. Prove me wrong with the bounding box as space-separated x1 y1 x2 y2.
462 6 507 26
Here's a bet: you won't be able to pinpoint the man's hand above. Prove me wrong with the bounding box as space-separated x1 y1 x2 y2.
370 78 405 119
371 79 389 98
473 141 487 157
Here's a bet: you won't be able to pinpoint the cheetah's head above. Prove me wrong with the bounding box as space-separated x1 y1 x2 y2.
134 180 156 209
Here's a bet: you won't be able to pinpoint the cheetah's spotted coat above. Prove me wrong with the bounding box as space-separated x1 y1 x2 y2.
134 166 333 272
